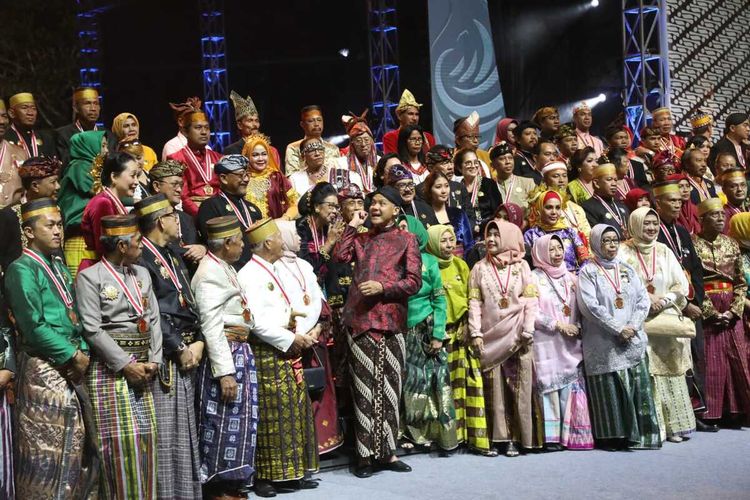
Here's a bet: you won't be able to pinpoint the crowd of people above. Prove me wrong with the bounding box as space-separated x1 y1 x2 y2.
0 84 749 500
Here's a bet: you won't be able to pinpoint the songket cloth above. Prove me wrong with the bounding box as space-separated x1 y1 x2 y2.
251 339 318 481
482 349 544 448
14 353 98 499
305 330 343 454
701 290 750 419
330 308 349 389
586 356 661 449
402 314 458 450
63 235 95 279
540 374 593 449
87 359 157 499
195 340 259 485
652 375 696 439
348 331 406 460
152 362 202 499
445 319 490 452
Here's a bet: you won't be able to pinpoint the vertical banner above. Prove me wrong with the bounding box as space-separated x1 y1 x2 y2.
428 0 505 149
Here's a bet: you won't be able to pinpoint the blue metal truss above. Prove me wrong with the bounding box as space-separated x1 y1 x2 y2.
199 0 231 151
76 0 109 127
368 0 400 148
622 0 670 145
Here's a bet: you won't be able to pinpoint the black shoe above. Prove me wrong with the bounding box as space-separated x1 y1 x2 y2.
298 478 319 490
353 464 374 478
696 419 720 432
253 480 277 498
379 460 412 472
544 443 564 452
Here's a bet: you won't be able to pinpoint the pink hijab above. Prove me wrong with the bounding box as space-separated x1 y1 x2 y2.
531 234 567 278
494 118 518 145
485 218 524 266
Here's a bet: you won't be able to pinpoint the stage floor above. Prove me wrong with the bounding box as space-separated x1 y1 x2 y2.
303 428 750 499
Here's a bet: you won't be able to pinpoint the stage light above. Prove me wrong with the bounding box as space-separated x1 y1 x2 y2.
591 0 599 7
339 48 350 58
327 134 350 146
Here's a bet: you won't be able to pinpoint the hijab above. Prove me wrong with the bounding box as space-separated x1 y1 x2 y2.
628 207 660 253
426 224 455 269
485 218 524 266
589 223 620 269
69 130 106 163
497 202 524 229
494 118 518 146
242 135 280 173
531 234 567 279
276 219 301 262
534 190 567 232
112 113 139 141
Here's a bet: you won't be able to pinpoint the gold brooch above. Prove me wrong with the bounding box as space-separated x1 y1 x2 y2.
101 285 119 301
267 282 275 291
159 266 170 279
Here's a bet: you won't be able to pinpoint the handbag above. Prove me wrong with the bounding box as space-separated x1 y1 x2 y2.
303 345 326 396
644 304 696 338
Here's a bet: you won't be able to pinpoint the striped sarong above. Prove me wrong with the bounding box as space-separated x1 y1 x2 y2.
482 349 544 449
445 319 490 452
63 235 96 279
587 356 661 449
652 374 696 440
15 353 98 499
0 390 12 499
87 359 157 499
252 339 318 482
348 331 405 460
196 340 258 487
402 315 459 451
152 360 202 499
541 374 594 450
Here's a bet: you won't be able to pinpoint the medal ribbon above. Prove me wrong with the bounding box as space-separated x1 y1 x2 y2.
687 176 709 201
348 154 373 192
142 238 182 292
279 260 308 297
659 223 683 259
220 192 252 229
498 175 516 202
101 258 144 316
469 177 480 207
23 249 73 307
103 187 127 214
542 270 570 307
594 195 624 227
11 125 38 156
183 147 213 185
309 217 326 253
594 259 622 295
206 252 249 306
489 257 512 298
635 246 656 283
251 256 291 306
75 120 98 133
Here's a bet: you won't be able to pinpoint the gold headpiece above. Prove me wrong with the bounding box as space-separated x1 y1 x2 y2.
247 218 279 245
73 88 99 102
697 197 724 216
9 93 34 108
652 183 680 197
651 107 671 118
229 90 258 120
593 163 616 178
396 89 422 114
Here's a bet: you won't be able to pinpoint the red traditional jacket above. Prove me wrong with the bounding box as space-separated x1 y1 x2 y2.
168 145 222 217
333 224 422 337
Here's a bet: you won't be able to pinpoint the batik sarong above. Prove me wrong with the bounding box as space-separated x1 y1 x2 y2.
251 339 318 482
586 356 661 449
87 359 157 499
195 339 258 486
152 360 202 499
348 331 405 460
445 319 490 452
482 349 544 449
15 354 98 499
402 315 458 451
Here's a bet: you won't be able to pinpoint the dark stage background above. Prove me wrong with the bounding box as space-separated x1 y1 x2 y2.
53 0 621 149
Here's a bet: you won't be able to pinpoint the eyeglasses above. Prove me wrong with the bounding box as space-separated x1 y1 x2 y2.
225 170 250 180
352 137 372 146
601 238 620 245
159 211 178 221
396 182 416 191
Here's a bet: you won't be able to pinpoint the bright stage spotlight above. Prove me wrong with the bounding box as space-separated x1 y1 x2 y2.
558 93 608 122
591 0 599 7
338 48 350 58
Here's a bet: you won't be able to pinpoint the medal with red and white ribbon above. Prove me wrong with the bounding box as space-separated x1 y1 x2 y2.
75 120 98 133
142 237 186 307
309 217 326 253
489 257 513 308
469 176 481 207
206 252 252 322
103 187 127 214
635 246 657 294
594 259 624 308
23 249 78 324
280 259 311 305
183 147 214 194
542 270 572 316
101 257 148 333
497 175 516 202
251 255 291 306
220 192 253 229
11 124 38 156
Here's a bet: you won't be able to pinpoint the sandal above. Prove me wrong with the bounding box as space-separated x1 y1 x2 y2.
480 448 499 457
505 442 520 457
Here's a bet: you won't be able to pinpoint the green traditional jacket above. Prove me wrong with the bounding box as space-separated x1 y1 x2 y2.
5 251 87 365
